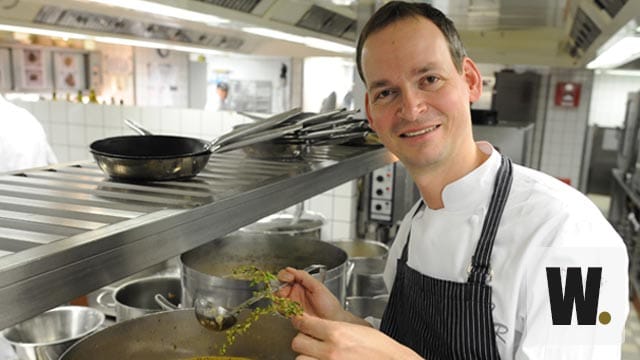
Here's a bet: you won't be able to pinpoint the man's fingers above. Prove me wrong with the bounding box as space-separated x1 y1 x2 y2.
291 331 328 358
292 313 331 341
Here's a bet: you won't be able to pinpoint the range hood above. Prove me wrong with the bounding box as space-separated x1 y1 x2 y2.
0 0 638 66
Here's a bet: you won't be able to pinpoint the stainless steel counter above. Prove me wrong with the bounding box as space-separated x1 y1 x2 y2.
0 145 394 329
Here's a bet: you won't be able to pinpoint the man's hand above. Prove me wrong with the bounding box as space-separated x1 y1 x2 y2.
291 313 423 360
277 266 350 322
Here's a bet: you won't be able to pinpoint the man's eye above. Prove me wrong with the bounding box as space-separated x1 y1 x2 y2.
419 75 442 90
375 89 393 101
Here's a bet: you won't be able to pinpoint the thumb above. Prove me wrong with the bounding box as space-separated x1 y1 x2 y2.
293 313 332 341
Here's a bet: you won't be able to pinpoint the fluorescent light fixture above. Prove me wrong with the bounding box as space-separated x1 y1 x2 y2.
242 27 305 44
304 37 355 54
587 36 640 69
0 23 225 55
242 27 355 54
0 24 89 40
86 0 228 25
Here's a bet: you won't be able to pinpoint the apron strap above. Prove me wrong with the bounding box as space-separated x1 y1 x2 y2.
400 201 426 262
468 155 513 284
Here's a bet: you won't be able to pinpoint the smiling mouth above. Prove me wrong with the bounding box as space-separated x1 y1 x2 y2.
401 124 440 138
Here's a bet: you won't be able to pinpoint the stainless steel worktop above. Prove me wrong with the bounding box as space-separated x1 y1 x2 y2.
0 144 394 329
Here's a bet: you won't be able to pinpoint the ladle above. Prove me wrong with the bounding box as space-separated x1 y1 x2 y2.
194 264 326 331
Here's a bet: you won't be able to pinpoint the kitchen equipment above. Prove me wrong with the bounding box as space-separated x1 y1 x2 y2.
96 276 181 322
1 306 104 360
345 296 388 319
331 240 389 297
346 257 387 297
59 309 297 360
194 264 326 331
89 108 302 181
239 208 325 241
180 233 349 309
331 239 389 259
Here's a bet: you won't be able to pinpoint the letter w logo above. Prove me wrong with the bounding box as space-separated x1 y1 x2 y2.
545 267 602 325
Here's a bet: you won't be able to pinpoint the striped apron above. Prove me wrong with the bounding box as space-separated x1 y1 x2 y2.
380 154 513 360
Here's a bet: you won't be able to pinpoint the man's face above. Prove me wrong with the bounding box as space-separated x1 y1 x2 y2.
362 17 481 172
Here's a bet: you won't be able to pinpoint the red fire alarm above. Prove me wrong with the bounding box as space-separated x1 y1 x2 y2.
555 82 581 107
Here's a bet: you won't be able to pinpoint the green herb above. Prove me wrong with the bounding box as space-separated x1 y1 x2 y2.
219 265 302 355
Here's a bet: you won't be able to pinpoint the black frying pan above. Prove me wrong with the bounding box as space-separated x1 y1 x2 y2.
90 135 211 182
89 108 302 182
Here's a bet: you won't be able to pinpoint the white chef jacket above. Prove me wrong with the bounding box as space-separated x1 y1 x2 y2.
0 95 57 172
384 142 629 360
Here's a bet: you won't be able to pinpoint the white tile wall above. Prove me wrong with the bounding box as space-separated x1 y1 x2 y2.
538 69 594 187
9 100 359 238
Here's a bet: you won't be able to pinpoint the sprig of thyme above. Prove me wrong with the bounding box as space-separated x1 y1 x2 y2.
219 265 303 355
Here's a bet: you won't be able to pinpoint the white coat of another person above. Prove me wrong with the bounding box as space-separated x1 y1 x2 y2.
0 94 57 172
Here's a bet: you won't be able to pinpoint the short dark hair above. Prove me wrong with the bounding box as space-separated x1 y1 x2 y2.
355 1 467 84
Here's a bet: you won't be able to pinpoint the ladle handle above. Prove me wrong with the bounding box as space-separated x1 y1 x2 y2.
232 264 327 315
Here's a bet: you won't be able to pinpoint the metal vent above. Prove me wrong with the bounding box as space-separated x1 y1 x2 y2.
296 5 356 40
593 0 628 18
34 6 244 50
569 7 601 52
192 0 262 13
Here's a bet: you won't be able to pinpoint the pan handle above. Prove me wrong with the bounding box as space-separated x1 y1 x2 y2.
124 118 152 136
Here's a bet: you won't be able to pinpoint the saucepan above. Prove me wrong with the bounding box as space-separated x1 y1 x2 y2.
89 108 302 181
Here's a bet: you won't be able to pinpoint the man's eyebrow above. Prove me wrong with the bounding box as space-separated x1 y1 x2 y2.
367 66 437 92
368 80 390 92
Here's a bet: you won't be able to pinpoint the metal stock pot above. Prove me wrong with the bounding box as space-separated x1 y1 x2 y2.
180 233 349 308
60 309 297 359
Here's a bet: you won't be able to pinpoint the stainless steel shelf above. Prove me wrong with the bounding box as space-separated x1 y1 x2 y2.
0 145 394 329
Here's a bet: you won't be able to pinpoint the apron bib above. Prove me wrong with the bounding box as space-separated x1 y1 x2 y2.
380 155 513 359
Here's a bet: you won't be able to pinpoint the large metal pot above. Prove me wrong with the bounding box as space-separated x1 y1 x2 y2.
180 233 349 308
60 309 297 359
1 306 104 360
331 240 389 297
97 276 181 322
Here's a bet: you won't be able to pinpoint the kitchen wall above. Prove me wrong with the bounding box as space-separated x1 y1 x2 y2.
9 100 358 240
589 72 640 127
538 68 594 187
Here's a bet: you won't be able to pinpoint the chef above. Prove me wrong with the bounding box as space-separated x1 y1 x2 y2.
278 1 628 359
0 94 57 172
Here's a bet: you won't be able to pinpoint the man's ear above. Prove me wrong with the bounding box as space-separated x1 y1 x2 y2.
364 93 376 131
462 57 482 102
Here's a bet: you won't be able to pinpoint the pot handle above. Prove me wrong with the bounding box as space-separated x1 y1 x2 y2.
345 259 356 286
96 290 116 308
155 293 179 311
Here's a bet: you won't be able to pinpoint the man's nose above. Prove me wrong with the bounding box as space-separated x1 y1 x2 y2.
398 88 427 121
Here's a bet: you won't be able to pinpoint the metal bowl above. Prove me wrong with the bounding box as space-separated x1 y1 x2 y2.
1 306 105 360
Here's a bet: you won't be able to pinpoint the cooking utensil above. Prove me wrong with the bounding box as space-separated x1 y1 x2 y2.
194 264 326 331
90 108 302 181
59 309 298 360
96 276 181 322
1 306 104 360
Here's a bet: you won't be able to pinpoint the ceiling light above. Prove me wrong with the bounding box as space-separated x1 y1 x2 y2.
86 0 228 26
0 23 225 56
242 27 355 54
0 24 89 40
242 27 305 44
587 36 640 69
